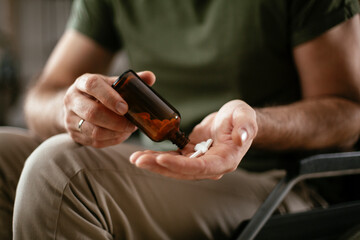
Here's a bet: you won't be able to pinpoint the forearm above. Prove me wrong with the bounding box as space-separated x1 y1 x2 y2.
24 84 67 139
253 97 360 151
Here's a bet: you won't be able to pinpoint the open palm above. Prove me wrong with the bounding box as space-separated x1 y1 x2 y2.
130 100 257 180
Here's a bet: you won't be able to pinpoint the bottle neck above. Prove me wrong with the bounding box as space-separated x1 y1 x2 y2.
169 130 189 149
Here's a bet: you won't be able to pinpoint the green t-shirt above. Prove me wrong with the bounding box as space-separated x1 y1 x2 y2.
67 0 359 168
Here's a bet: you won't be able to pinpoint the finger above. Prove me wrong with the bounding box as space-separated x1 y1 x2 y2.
90 134 132 148
155 154 210 175
66 111 136 144
135 154 225 180
70 93 136 132
136 71 156 86
156 146 239 176
131 150 229 180
196 112 217 128
130 150 179 164
104 71 156 86
69 117 133 147
75 74 128 115
72 130 128 148
188 113 216 142
130 153 203 180
129 150 158 164
130 150 182 168
131 145 220 175
80 121 134 142
231 128 249 147
231 103 257 146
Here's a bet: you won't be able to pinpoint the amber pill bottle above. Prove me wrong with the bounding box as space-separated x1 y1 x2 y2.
112 70 189 149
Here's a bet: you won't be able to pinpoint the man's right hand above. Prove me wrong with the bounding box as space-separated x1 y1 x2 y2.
63 71 156 148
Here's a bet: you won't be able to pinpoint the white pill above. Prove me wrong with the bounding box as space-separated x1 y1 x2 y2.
190 139 213 158
205 139 213 149
189 150 202 158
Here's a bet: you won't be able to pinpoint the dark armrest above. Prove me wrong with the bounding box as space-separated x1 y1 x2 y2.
289 151 360 180
235 151 360 240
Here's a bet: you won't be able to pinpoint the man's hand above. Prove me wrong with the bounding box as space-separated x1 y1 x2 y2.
130 100 258 180
63 71 155 148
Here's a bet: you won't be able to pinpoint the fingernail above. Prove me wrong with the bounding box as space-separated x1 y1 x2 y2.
240 129 248 143
129 154 136 164
116 101 127 115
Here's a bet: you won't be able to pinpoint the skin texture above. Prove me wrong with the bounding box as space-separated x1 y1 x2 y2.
25 15 360 180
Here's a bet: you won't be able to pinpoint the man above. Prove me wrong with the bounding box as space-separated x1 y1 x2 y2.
0 0 359 239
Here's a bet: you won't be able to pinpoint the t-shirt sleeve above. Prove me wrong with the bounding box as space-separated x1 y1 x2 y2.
66 0 122 52
291 0 360 47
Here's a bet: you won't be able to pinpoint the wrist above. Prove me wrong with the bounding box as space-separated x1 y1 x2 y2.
251 107 283 150
251 108 266 149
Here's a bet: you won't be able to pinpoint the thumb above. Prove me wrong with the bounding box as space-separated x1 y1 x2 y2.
231 104 257 146
232 128 250 146
137 71 156 86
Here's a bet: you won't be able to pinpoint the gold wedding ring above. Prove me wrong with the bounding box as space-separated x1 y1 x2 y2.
78 119 85 133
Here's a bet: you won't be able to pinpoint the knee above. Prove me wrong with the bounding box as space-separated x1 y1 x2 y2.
15 134 83 198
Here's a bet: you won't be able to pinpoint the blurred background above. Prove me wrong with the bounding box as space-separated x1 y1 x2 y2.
0 0 72 127
0 0 127 128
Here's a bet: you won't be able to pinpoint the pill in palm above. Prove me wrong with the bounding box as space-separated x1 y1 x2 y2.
189 139 213 158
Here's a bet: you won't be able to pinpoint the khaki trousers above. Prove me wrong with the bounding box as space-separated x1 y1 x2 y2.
0 127 41 240
0 128 312 239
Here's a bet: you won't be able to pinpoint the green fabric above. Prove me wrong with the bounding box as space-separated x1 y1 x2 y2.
291 0 360 46
67 0 359 164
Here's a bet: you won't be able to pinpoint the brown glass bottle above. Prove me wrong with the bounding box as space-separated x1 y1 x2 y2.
112 70 189 149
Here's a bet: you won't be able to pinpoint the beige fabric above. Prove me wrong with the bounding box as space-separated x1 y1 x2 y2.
10 132 313 239
0 127 41 240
